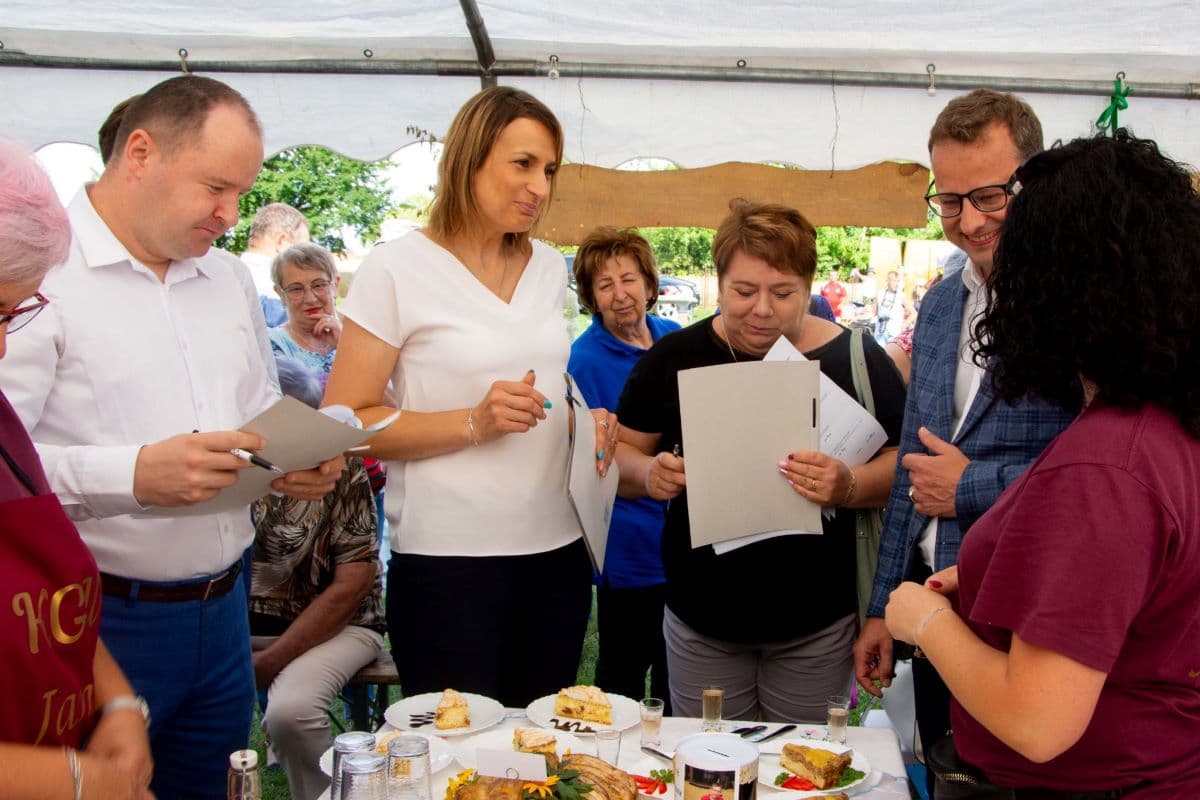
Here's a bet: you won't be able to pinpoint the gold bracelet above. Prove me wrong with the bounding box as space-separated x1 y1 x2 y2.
466 409 479 446
64 747 82 800
915 605 952 648
841 468 857 505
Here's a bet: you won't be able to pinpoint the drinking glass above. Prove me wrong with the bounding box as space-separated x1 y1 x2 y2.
386 735 432 799
639 698 665 747
331 731 376 800
826 694 850 744
595 729 622 765
339 752 386 800
701 686 723 732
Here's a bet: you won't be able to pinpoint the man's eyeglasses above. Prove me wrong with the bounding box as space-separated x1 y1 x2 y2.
281 280 333 299
0 292 49 333
923 183 1012 218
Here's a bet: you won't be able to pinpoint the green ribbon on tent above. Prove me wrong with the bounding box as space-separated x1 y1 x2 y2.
1096 74 1131 134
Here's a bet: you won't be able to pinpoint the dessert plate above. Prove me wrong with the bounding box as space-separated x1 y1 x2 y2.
526 692 641 733
451 727 584 770
757 739 872 796
383 691 505 737
319 729 456 776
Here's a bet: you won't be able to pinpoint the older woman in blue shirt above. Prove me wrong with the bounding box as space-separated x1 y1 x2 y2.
568 227 680 708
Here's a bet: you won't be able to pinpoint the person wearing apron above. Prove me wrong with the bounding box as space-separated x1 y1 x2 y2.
0 137 152 799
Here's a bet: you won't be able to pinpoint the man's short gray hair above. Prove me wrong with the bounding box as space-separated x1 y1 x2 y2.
271 242 338 287
248 203 309 247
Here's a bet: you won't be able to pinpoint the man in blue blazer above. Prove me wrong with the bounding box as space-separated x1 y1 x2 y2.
853 90 1079 765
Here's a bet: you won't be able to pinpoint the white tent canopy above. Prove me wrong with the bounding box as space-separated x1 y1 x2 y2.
3 1 1198 169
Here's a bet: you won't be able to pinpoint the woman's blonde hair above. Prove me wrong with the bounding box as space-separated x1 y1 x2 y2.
426 87 564 251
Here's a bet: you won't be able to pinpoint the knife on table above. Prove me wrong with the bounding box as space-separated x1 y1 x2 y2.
748 723 796 743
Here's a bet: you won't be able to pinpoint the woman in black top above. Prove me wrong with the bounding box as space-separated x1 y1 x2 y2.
615 201 905 722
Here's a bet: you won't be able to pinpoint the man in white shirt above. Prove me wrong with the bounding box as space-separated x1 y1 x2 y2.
240 203 310 326
853 90 1078 789
0 75 343 800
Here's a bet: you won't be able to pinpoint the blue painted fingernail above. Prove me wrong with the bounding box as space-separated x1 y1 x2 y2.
543 400 552 409
597 449 605 460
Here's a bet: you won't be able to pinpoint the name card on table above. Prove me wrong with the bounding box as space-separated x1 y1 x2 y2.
476 749 548 781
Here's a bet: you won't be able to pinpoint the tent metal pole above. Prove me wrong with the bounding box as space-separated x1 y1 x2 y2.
1 52 1195 100
458 0 497 89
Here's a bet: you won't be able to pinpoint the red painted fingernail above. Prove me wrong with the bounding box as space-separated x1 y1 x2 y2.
787 454 795 461
929 580 943 588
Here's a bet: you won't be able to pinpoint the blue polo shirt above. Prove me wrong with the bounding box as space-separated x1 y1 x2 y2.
568 313 680 588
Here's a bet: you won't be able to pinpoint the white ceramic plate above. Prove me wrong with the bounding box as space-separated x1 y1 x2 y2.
319 730 456 776
525 691 641 733
450 727 585 770
757 739 872 796
623 754 675 798
382 692 505 737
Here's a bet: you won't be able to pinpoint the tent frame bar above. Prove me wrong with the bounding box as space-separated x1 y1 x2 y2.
2 52 1196 100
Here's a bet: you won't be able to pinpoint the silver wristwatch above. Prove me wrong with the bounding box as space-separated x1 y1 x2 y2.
99 694 151 728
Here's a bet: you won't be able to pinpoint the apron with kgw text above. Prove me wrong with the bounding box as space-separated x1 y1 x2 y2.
0 442 101 747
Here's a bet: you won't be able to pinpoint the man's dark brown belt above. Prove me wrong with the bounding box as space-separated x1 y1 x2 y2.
100 561 242 603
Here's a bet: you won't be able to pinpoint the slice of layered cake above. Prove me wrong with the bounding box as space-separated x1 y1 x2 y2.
435 688 470 730
779 743 852 790
553 685 613 725
513 727 559 768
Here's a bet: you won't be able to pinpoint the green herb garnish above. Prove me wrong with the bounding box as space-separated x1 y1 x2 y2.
649 768 674 783
774 772 791 786
835 766 867 787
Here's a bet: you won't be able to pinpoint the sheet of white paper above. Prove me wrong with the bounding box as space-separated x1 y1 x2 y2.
678 360 822 549
476 749 548 781
565 374 619 572
764 336 888 466
138 396 381 517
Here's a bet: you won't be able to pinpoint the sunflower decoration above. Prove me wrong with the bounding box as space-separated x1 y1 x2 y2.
444 769 478 800
527 766 592 800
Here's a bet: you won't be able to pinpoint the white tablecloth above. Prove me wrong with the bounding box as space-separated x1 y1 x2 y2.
319 713 910 798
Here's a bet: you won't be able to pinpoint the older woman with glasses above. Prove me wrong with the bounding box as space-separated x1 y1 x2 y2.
0 139 153 798
269 241 342 374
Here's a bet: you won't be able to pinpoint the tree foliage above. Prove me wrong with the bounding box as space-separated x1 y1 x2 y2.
638 226 715 274
218 146 396 254
816 216 944 278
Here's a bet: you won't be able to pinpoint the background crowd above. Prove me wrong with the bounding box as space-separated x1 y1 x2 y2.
0 72 1195 800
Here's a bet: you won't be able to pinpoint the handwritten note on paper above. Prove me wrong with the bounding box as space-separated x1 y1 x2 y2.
139 396 379 517
678 360 822 549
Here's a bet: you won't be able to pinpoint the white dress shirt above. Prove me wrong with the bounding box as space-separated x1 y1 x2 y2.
0 187 280 581
916 258 989 569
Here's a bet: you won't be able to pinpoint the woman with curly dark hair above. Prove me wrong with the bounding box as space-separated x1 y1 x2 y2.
886 131 1200 798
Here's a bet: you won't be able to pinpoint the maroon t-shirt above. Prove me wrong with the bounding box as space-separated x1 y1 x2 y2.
954 402 1200 797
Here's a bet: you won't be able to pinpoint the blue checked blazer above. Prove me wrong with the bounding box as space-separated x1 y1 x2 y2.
865 254 1078 617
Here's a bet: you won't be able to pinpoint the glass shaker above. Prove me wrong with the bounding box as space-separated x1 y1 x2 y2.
227 749 261 800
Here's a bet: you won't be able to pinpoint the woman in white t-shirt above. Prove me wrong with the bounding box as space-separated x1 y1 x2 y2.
325 87 616 707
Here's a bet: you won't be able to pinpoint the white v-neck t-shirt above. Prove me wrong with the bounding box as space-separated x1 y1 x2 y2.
340 231 581 557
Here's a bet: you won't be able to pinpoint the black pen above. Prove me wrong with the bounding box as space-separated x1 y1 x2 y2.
194 429 283 474
229 448 284 474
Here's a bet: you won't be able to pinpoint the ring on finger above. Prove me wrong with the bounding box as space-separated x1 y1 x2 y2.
908 486 916 501
809 478 817 491
598 419 610 429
